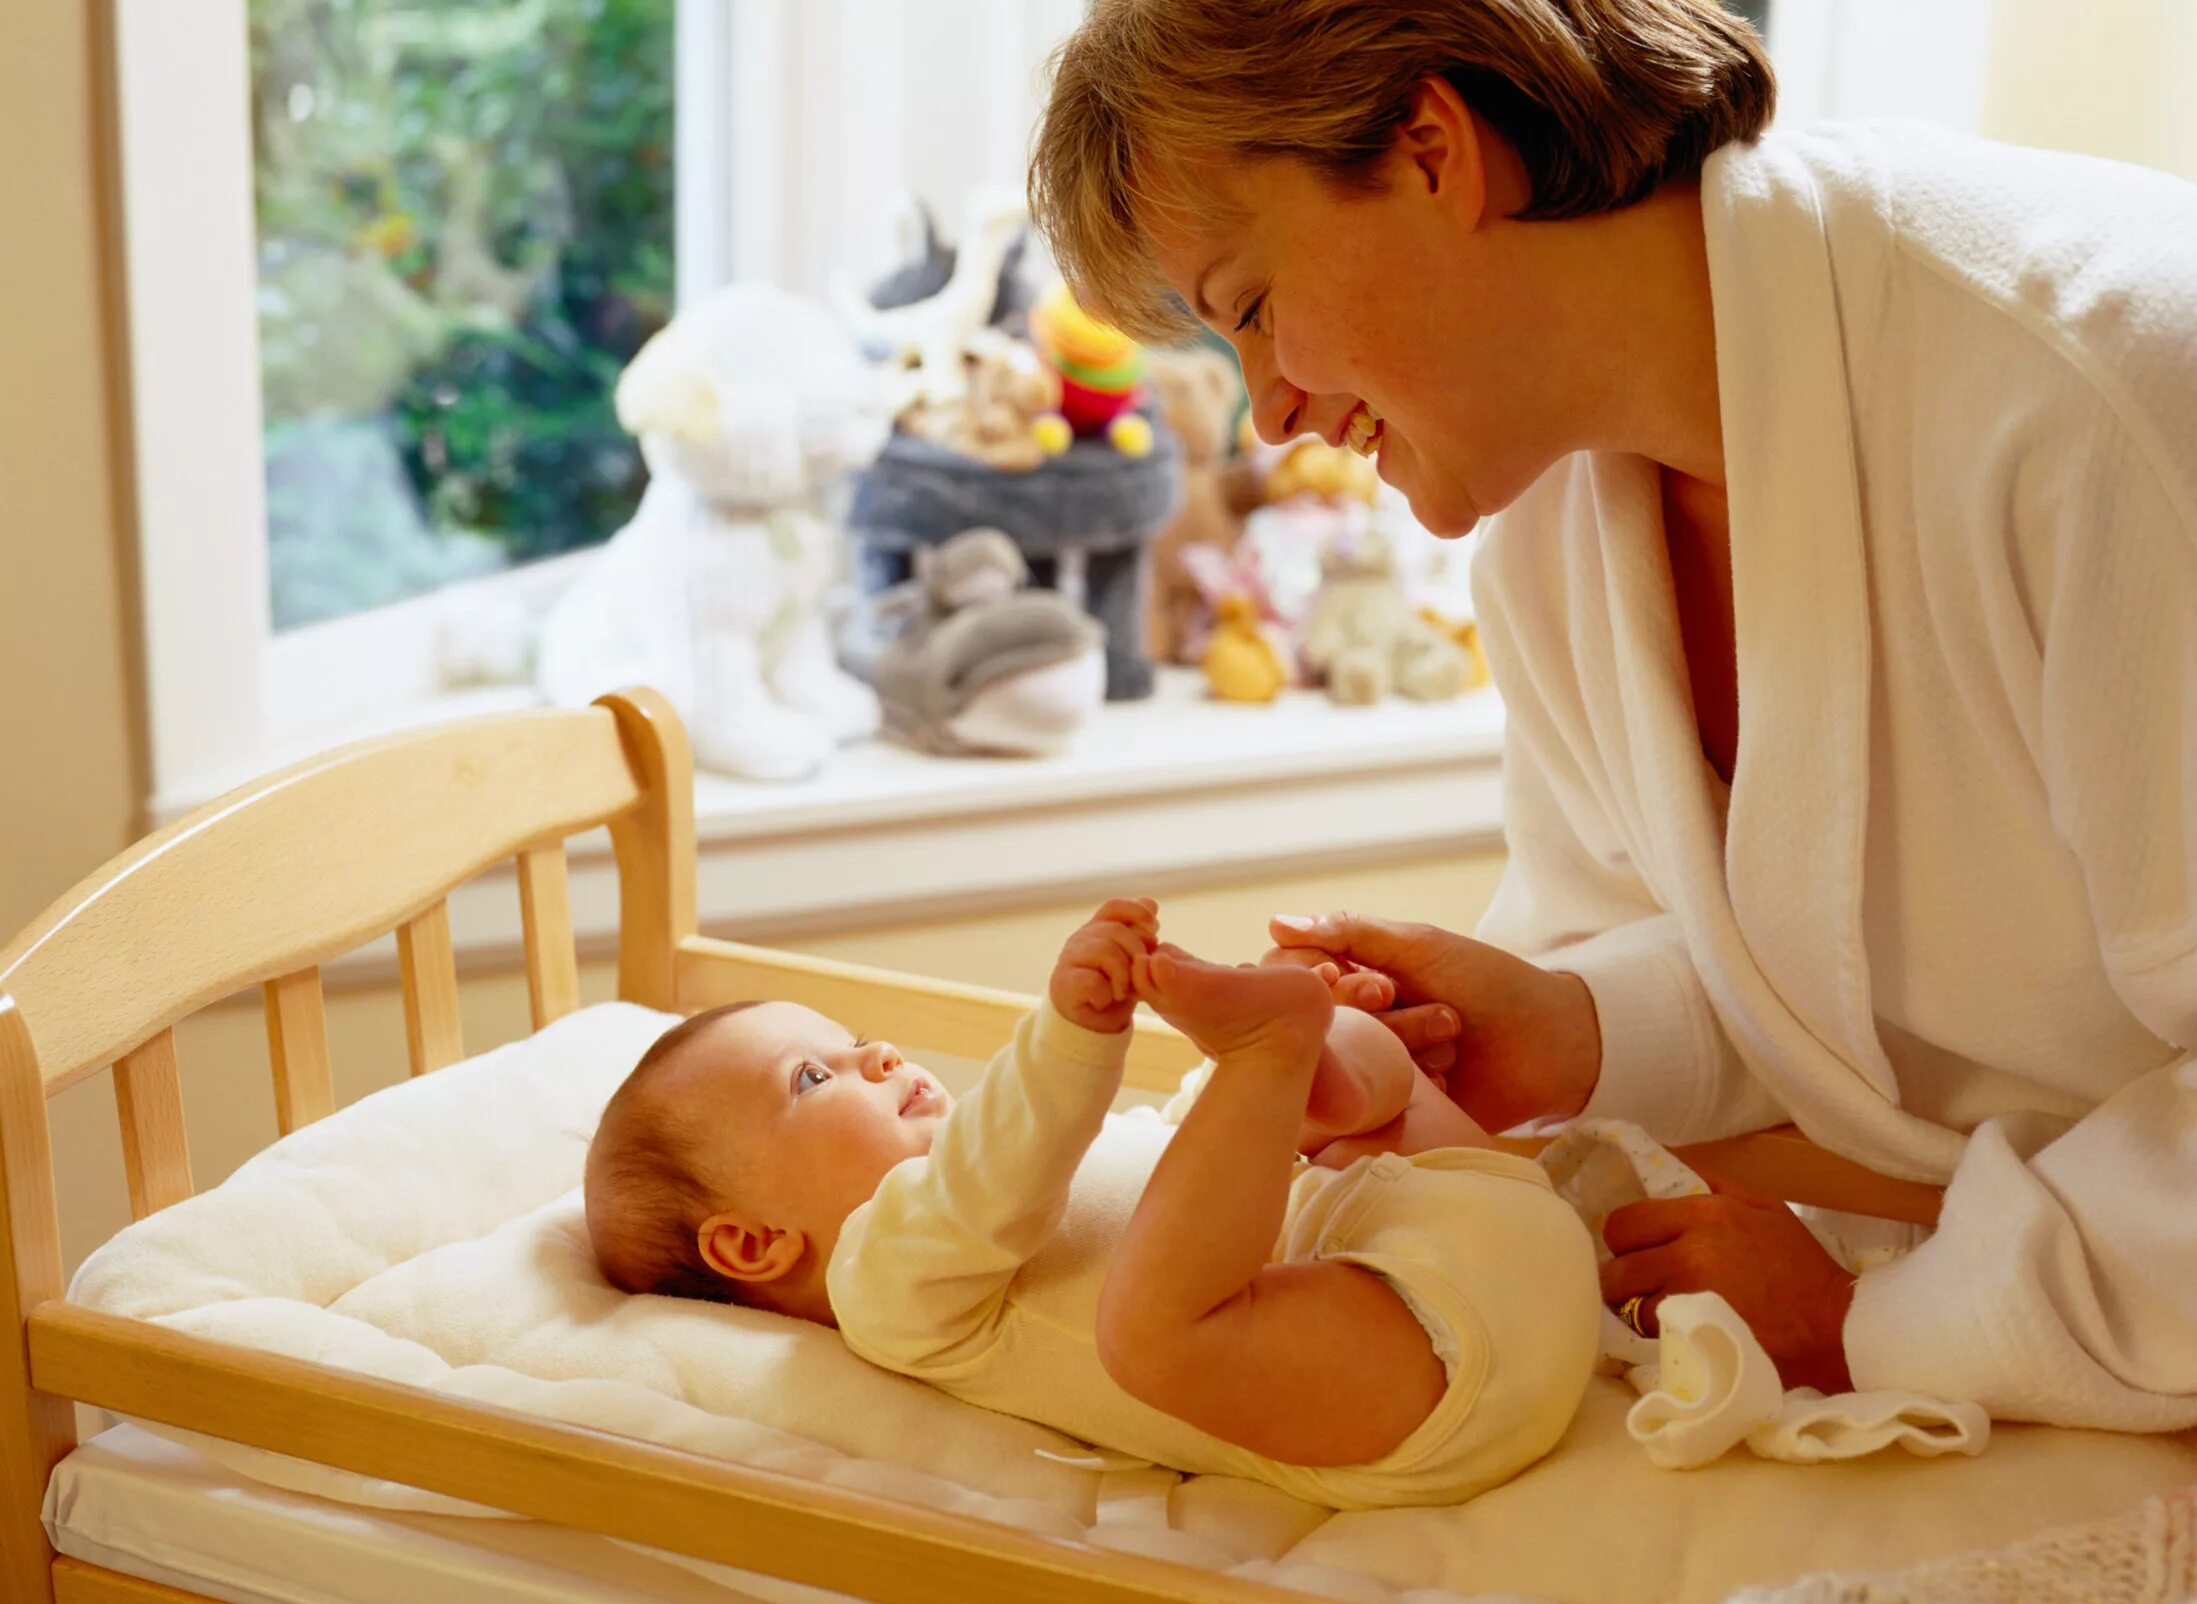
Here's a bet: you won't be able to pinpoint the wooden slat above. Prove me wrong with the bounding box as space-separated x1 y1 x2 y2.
30 1303 1281 1604
54 1556 220 1603
110 1029 192 1218
602 689 696 1012
0 1002 74 1604
0 706 642 1096
396 900 463 1075
262 968 334 1134
675 935 1205 1090
515 845 581 1030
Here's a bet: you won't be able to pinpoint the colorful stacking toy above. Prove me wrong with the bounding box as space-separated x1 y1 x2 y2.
1030 283 1155 457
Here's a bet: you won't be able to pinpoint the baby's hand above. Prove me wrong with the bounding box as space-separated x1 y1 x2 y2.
1050 897 1159 1034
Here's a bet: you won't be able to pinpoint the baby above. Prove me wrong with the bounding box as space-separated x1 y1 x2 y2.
585 899 1598 1508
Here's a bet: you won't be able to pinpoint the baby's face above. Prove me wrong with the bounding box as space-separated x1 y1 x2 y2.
675 1002 953 1247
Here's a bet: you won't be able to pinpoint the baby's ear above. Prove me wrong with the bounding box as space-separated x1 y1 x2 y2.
698 1213 806 1286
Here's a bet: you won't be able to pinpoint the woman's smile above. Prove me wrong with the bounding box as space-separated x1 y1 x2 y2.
1342 400 1385 459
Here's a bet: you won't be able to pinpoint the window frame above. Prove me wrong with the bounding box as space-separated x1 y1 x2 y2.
113 0 1476 892
114 0 736 817
122 0 1923 821
105 0 1509 950
115 0 1094 818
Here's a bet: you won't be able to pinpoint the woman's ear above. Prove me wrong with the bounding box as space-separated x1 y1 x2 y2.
697 1212 808 1286
1393 76 1488 230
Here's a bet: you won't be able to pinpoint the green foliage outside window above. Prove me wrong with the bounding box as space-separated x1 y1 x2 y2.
249 0 675 629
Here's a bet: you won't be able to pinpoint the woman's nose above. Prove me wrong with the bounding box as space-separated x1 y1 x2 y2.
1242 356 1305 445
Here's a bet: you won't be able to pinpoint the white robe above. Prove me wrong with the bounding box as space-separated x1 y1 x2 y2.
1470 119 2197 1431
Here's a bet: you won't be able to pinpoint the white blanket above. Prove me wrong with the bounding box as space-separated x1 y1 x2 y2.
68 1005 2197 1604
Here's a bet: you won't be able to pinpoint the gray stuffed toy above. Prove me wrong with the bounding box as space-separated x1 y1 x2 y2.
869 529 1107 757
849 428 1180 702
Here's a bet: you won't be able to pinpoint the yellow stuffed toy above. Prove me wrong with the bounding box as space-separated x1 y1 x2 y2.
1203 594 1290 703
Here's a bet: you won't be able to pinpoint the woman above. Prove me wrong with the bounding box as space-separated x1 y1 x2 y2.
1029 0 2197 1425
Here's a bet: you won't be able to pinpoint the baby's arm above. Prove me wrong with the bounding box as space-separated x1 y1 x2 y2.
831 901 1152 1367
1098 951 1446 1466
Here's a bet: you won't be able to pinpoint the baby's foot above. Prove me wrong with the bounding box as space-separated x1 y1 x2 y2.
1134 944 1334 1064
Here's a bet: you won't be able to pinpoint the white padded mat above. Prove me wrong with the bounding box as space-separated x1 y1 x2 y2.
46 1424 853 1604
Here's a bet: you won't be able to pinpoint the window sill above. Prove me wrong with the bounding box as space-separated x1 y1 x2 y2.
162 669 1507 980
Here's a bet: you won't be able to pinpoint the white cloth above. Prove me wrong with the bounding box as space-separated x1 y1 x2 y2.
1537 1121 1987 1470
829 1003 1600 1509
1472 119 2197 1431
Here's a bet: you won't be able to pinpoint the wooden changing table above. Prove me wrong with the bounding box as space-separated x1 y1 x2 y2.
0 689 1942 1604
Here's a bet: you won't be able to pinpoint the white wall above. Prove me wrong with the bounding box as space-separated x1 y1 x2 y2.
1768 0 2197 181
1979 0 2197 181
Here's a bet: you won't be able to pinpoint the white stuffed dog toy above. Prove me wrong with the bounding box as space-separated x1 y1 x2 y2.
537 284 889 780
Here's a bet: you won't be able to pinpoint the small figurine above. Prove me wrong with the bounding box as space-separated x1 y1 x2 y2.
1177 539 1291 673
897 329 1069 474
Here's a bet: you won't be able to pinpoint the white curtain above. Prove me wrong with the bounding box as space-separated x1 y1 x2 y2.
717 0 1087 302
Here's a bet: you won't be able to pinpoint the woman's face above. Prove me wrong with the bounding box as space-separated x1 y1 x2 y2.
1137 93 1559 537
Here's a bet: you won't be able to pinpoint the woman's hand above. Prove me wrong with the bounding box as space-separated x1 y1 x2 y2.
1600 1173 1858 1394
1262 913 1601 1132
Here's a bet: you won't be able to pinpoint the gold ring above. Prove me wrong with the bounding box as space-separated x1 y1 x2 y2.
1617 1294 1653 1338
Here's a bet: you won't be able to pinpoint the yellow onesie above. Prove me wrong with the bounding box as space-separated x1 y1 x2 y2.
827 1004 1599 1509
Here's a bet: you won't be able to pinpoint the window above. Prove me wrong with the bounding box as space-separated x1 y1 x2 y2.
119 0 1112 817
115 0 733 814
249 0 678 632
107 0 2193 948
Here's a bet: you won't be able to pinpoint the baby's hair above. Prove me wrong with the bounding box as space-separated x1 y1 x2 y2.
585 1002 764 1301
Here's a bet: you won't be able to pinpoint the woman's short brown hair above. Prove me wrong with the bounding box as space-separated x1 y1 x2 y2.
1029 0 1775 341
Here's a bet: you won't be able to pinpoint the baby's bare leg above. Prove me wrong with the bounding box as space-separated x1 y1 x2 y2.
1298 1006 1420 1151
1111 954 1330 1337
1099 950 1444 1464
1308 1068 1496 1168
